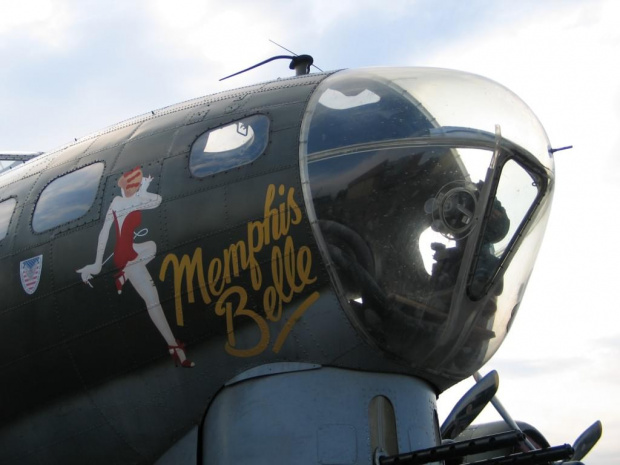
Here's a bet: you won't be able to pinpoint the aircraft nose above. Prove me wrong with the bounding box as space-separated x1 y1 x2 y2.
300 67 554 385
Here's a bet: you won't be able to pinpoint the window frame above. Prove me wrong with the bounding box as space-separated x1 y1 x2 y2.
189 114 270 178
32 162 106 234
0 197 17 242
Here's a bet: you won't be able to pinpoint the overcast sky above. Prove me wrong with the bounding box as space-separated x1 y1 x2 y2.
1 1 618 463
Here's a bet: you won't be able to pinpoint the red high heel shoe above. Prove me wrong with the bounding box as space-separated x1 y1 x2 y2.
168 340 195 368
114 271 126 294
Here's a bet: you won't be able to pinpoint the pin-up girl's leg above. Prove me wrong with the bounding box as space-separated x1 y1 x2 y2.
132 241 156 266
124 252 194 367
115 241 157 294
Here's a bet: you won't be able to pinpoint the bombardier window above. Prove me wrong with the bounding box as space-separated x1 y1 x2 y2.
32 163 104 233
0 198 17 241
469 159 541 298
301 67 555 383
189 115 269 178
489 160 539 257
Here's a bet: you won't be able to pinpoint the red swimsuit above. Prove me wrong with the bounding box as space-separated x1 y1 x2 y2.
113 210 142 270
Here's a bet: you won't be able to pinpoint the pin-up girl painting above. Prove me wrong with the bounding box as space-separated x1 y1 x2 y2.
77 167 194 367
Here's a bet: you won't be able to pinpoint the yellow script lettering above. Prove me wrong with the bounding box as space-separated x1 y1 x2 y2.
215 286 270 358
159 183 318 355
159 248 212 326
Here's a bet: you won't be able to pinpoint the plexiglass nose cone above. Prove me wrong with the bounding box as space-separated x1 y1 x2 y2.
300 67 554 385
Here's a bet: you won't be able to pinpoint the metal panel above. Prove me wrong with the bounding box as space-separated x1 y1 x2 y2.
202 366 438 465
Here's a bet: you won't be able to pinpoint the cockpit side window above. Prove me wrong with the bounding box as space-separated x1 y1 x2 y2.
32 163 104 233
189 115 270 178
0 198 17 241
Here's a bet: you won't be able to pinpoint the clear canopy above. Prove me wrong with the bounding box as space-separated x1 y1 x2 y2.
300 67 554 386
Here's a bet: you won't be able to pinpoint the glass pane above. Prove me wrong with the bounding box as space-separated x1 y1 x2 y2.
308 146 492 361
0 198 17 240
300 67 555 384
33 163 104 233
469 159 541 298
190 115 269 177
307 76 434 155
308 68 553 171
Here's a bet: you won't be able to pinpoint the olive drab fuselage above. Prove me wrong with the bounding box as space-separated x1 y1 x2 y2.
0 67 555 464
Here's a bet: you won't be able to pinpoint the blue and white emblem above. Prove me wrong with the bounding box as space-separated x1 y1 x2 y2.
20 255 43 295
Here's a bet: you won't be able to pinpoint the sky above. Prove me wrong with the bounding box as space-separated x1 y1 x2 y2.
1 1 618 463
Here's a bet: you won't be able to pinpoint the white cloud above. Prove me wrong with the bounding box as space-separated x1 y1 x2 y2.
0 0 75 49
305 0 413 34
419 1 620 153
145 1 288 64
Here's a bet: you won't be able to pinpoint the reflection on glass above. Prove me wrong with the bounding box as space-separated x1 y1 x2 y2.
469 159 540 298
309 146 494 364
332 68 552 171
190 115 269 178
33 163 104 233
318 88 380 110
307 76 435 155
418 227 455 275
0 198 17 240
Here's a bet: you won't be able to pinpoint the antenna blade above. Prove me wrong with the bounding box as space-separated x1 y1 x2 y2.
572 420 602 461
269 39 297 56
269 39 324 72
219 55 293 81
440 370 499 440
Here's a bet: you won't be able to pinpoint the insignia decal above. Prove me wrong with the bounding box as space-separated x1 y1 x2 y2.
20 255 43 295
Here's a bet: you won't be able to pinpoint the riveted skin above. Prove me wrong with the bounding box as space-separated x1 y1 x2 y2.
0 72 423 464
